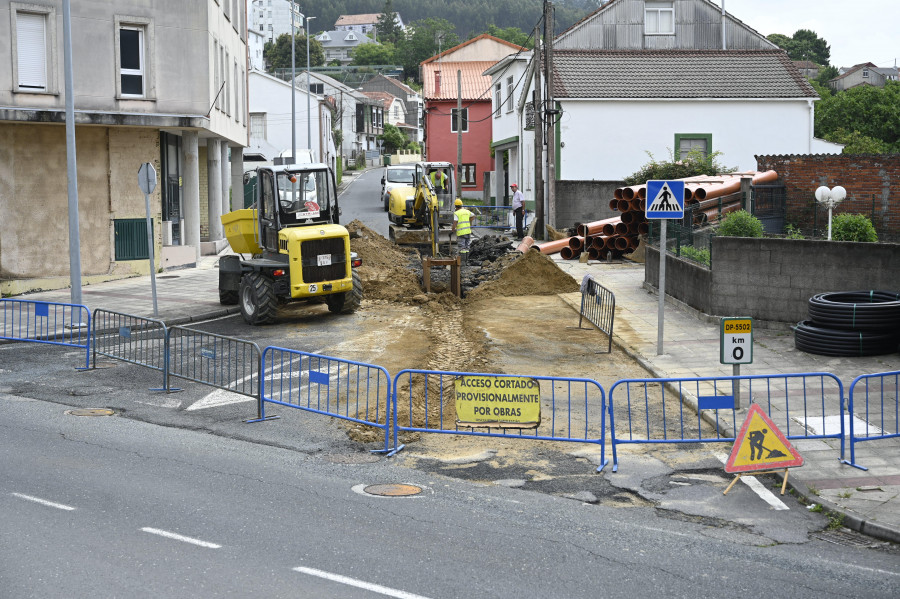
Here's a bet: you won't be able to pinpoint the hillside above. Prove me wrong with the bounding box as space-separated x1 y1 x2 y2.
302 0 601 38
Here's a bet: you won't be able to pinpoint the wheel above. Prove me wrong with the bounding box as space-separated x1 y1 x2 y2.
239 272 277 325
383 193 390 212
326 270 363 314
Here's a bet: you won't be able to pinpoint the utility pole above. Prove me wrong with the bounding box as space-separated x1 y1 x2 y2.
456 69 463 203
544 0 556 230
63 0 83 305
533 26 544 241
306 15 316 151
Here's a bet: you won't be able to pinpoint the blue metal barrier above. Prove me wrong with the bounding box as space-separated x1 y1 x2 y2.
391 369 608 470
608 373 844 471
167 326 262 406
91 309 168 389
252 347 392 453
844 370 900 471
0 299 91 369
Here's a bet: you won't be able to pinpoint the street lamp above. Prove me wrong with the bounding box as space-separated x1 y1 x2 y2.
288 1 303 165
815 185 847 240
306 16 316 153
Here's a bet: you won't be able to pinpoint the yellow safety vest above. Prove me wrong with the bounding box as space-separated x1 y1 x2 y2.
431 171 447 189
455 208 473 236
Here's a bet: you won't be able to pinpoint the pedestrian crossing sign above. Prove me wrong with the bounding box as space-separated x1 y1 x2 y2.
726 404 804 473
645 180 685 219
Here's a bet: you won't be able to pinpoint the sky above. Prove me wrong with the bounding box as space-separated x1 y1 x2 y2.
719 0 898 68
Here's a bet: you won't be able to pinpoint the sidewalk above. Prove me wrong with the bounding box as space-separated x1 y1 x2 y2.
552 255 900 543
9 249 899 543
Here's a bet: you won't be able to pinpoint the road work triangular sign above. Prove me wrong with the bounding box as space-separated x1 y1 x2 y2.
725 404 804 473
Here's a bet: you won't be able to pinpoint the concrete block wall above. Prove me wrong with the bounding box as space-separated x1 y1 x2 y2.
555 180 624 229
646 237 900 324
756 154 900 241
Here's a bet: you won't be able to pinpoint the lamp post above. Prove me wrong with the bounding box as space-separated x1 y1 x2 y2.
288 1 303 164
305 16 316 152
815 185 846 240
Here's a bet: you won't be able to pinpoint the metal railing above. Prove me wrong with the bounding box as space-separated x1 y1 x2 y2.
574 275 615 353
844 370 900 470
607 373 845 471
0 299 91 369
391 369 608 470
166 326 262 401
91 309 168 389
254 347 392 453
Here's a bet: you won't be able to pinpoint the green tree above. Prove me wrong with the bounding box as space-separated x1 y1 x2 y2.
376 0 404 45
622 150 736 186
264 33 325 70
815 81 900 151
351 42 397 66
766 30 831 66
476 24 533 48
814 65 839 88
824 128 891 154
396 18 459 82
379 123 409 153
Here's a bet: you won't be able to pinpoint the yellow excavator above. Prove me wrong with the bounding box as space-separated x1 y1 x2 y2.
387 161 456 255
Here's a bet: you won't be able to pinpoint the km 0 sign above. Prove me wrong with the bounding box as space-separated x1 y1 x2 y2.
720 317 753 364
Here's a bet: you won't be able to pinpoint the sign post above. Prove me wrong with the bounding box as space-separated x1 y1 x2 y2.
645 180 685 355
720 317 753 409
137 163 159 317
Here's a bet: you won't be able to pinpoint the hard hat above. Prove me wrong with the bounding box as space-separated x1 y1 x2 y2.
454 198 463 207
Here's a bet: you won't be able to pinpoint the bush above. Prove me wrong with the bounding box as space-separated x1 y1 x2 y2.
717 210 764 238
784 224 805 239
622 149 736 186
678 246 710 267
831 213 878 242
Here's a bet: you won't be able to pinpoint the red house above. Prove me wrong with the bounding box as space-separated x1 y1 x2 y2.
422 35 525 196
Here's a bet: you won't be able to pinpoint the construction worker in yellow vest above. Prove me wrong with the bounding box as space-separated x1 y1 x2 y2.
452 198 474 262
430 169 448 193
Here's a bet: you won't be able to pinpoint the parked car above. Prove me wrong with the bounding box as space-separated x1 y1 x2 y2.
381 165 417 211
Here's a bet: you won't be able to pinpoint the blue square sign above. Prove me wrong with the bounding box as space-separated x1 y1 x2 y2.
645 180 685 219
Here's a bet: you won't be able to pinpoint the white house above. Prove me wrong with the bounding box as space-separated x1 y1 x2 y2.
247 70 335 172
488 0 842 225
303 72 384 164
315 29 375 66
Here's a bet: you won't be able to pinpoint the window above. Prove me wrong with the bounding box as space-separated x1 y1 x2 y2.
495 83 502 118
309 82 324 94
451 108 468 133
645 1 674 35
461 163 477 187
13 6 52 92
119 26 145 96
506 76 514 112
862 68 869 78
234 61 239 121
225 50 230 115
675 134 712 160
393 105 400 120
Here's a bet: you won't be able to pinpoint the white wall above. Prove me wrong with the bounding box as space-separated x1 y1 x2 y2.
248 71 323 161
558 99 822 180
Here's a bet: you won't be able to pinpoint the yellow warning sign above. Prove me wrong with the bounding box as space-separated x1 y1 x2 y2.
455 375 541 428
725 404 803 473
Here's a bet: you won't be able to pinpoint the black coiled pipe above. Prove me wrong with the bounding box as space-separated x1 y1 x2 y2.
807 291 900 331
794 320 900 357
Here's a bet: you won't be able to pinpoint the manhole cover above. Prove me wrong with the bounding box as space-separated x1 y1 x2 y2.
363 484 422 497
324 453 381 464
811 529 877 548
66 408 116 417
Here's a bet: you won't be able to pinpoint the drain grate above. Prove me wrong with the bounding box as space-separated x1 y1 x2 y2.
66 408 116 417
811 529 877 548
363 484 422 497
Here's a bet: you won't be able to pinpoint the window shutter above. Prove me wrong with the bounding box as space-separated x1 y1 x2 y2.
17 13 47 90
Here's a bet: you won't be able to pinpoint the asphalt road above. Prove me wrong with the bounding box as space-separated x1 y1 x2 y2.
3 398 900 598
340 167 391 238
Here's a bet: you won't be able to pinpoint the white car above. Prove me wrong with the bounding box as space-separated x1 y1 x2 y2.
381 165 417 211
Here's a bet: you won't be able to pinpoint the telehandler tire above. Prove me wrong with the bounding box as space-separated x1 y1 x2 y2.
326 270 363 314
239 272 277 325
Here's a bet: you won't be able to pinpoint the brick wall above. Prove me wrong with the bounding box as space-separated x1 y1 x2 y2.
756 154 900 241
646 237 900 324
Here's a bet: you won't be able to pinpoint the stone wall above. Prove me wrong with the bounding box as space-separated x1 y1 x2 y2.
646 237 900 324
756 153 900 241
555 180 624 229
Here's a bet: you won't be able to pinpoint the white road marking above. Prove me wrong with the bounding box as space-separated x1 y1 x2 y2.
11 492 76 511
140 527 221 549
293 566 432 599
187 388 255 411
716 453 789 510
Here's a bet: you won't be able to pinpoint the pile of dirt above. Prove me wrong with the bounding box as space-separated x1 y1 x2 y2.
465 249 580 301
346 220 423 303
